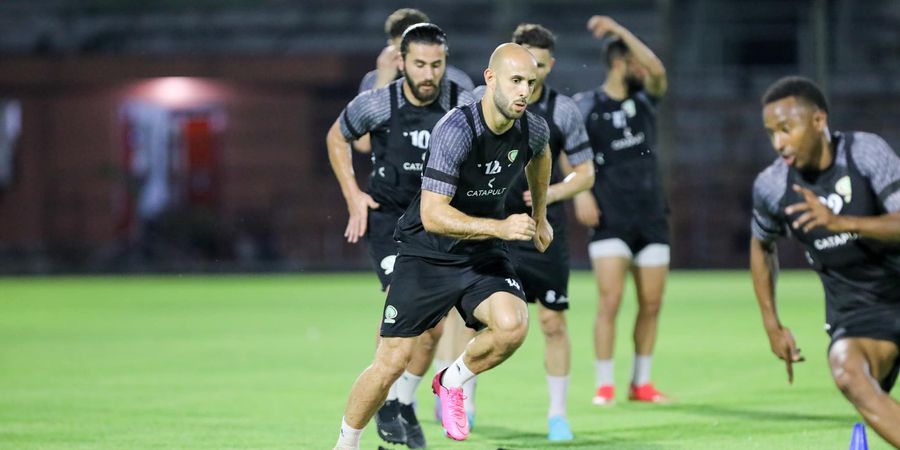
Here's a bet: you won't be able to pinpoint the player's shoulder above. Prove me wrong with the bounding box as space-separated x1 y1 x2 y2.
753 157 789 204
352 79 393 105
358 69 378 93
471 85 486 100
525 109 550 137
551 91 582 119
845 131 895 156
434 103 475 135
453 83 478 104
446 65 475 91
571 88 599 117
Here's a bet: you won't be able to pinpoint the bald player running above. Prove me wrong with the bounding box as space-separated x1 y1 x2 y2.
334 43 552 449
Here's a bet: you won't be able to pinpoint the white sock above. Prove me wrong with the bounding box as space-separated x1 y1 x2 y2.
396 370 423 405
441 354 476 388
386 380 399 401
335 417 362 450
632 354 652 386
433 358 451 372
462 377 477 414
547 375 568 418
595 359 614 387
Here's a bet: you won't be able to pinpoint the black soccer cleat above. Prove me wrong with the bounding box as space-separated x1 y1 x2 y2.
375 400 407 445
398 402 427 449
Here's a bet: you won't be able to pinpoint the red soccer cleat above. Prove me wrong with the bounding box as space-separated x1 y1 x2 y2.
591 384 615 405
628 383 669 403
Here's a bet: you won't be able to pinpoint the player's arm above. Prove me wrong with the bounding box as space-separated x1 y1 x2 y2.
326 120 380 243
750 236 804 384
587 15 667 97
786 184 900 242
524 144 554 252
421 190 535 241
524 153 595 207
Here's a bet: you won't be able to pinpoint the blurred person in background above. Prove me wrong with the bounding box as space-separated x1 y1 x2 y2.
573 15 671 405
326 23 474 449
750 76 900 447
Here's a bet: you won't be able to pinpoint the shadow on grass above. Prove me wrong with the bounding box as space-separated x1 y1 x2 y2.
471 423 666 449
657 402 855 425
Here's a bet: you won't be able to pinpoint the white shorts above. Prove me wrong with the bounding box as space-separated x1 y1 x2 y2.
587 239 670 267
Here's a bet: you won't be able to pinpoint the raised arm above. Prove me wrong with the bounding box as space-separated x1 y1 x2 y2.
587 15 667 97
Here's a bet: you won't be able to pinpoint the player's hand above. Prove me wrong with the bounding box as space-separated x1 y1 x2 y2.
574 191 601 227
344 190 380 244
374 45 401 85
499 213 536 241
766 325 805 384
784 184 841 233
533 217 554 252
587 15 622 39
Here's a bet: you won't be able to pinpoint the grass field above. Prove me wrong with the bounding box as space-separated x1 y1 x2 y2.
0 271 892 449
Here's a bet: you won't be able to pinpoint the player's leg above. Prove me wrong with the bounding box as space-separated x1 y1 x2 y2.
432 309 477 426
588 238 632 404
393 323 443 449
828 337 900 447
434 274 529 440
336 336 416 450
538 303 573 440
629 243 669 402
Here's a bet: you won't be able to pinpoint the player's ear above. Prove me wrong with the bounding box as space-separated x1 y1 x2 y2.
548 57 556 72
483 67 494 87
812 108 827 131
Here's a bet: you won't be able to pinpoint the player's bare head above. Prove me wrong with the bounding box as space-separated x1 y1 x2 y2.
761 76 830 171
399 23 447 103
512 24 556 86
385 8 430 45
485 43 537 120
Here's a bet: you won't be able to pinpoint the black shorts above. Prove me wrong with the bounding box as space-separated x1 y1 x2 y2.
380 253 527 338
828 306 900 392
509 234 570 311
590 215 670 253
365 210 402 291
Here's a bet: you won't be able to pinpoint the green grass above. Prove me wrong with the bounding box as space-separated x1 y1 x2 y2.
0 271 892 449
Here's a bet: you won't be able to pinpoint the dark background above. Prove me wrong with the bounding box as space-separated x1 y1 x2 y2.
0 0 898 273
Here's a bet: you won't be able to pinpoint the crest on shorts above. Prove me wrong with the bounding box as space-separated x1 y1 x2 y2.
507 149 518 163
384 305 398 324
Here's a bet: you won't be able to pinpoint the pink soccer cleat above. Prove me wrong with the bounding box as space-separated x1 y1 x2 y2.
431 369 469 440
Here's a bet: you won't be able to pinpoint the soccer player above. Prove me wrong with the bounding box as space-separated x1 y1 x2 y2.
471 23 595 441
353 8 473 153
333 43 552 450
750 76 900 447
326 23 474 449
572 15 671 405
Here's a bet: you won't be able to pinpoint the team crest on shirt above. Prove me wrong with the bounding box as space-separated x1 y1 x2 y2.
835 176 852 203
507 149 518 163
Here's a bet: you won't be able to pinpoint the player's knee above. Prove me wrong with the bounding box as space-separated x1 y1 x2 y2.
637 299 662 317
830 359 870 403
493 316 528 352
539 311 567 339
597 300 621 319
375 340 414 378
